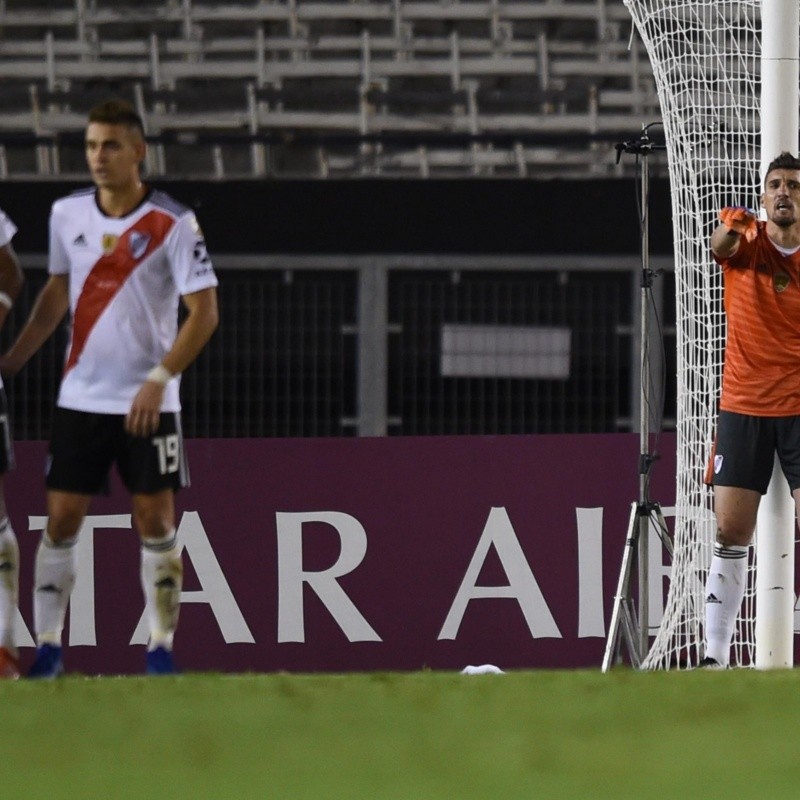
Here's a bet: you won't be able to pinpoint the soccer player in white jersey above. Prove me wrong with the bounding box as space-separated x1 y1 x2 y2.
0 100 219 678
0 207 23 679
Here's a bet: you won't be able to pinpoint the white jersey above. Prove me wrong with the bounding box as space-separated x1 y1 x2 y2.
0 207 17 249
0 207 17 393
48 187 218 414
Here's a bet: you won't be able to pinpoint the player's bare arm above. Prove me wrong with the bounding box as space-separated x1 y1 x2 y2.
125 286 219 437
0 240 23 331
0 274 68 375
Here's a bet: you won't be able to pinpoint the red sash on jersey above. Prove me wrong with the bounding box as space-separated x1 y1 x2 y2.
64 209 173 375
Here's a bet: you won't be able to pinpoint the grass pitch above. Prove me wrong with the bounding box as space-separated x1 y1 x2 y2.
4 668 799 799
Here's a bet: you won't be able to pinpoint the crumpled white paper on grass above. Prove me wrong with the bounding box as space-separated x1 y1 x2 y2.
460 664 505 675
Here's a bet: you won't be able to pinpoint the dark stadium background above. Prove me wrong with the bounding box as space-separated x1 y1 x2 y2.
0 177 677 440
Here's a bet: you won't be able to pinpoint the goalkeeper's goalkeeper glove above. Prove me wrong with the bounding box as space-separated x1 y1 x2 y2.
719 206 758 242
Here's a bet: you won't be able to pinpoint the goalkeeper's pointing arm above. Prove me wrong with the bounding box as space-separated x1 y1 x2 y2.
711 206 758 258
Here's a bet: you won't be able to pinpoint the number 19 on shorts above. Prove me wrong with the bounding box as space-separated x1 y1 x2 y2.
152 434 180 474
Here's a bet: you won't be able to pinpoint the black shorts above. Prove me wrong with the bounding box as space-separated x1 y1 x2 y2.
705 410 800 493
0 387 15 474
46 407 190 495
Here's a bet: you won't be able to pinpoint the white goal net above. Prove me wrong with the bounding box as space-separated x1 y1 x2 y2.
625 1 765 669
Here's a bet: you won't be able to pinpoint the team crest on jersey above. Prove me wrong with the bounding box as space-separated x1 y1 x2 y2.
102 234 118 254
774 272 791 293
130 231 151 260
714 454 724 474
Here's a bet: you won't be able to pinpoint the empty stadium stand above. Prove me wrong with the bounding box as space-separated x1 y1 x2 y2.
0 0 662 179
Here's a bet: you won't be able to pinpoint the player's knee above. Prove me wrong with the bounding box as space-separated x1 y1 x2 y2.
133 509 173 542
715 527 753 548
46 512 83 543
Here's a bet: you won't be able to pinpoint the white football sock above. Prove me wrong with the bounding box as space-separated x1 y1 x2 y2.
0 518 19 651
33 533 77 647
704 543 748 667
140 530 182 651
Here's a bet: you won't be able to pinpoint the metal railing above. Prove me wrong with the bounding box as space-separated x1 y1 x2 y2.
3 253 675 439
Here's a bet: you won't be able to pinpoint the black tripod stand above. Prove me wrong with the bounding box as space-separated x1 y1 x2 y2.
602 124 673 672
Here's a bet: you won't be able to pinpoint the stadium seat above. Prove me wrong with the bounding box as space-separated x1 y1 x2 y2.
0 0 660 178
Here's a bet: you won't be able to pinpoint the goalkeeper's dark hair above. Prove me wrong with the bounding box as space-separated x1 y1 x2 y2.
765 151 800 184
87 99 145 140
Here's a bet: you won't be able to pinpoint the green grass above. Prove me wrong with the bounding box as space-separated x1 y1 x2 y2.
3 668 798 799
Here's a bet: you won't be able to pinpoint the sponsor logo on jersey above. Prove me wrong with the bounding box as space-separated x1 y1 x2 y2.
714 454 723 473
130 231 151 260
192 264 215 278
102 234 118 254
193 239 210 264
73 233 87 247
774 272 791 293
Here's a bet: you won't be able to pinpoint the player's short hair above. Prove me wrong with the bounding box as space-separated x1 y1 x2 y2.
765 151 800 185
87 99 145 140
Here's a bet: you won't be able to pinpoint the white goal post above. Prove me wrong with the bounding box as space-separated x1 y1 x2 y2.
753 0 797 670
624 0 799 670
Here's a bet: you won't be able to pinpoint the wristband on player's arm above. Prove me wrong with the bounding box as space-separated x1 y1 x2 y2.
146 364 173 384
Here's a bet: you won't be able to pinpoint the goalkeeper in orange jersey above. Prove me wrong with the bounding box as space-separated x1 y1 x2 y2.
702 151 800 668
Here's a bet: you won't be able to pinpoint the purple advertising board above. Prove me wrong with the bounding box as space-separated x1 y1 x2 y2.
9 434 677 675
